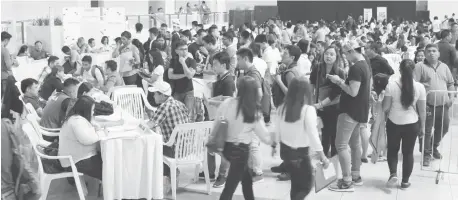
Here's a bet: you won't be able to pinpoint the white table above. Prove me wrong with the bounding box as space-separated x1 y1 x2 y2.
12 58 47 82
96 109 164 200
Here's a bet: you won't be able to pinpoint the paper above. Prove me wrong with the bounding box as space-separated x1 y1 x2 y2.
322 163 335 180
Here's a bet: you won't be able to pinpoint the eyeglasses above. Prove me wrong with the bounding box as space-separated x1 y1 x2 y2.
176 48 188 51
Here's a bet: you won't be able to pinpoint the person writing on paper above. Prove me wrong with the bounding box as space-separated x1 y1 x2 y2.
146 81 189 194
382 59 426 189
272 77 329 199
99 60 124 93
59 96 103 180
218 76 275 200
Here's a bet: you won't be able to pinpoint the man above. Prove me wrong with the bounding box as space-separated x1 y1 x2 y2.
61 45 81 75
168 40 197 113
236 48 265 183
328 40 370 192
198 51 235 187
143 27 160 53
268 18 281 37
202 35 221 69
296 39 312 77
365 41 394 77
29 40 49 60
21 78 46 116
437 30 457 77
80 55 104 88
451 23 458 48
134 22 148 43
38 56 59 84
72 37 88 54
188 29 208 63
153 8 166 27
87 38 97 53
221 31 237 72
414 44 455 167
100 60 125 93
255 34 277 80
432 16 441 34
250 43 268 79
40 78 80 129
315 22 327 43
1 31 18 94
208 26 221 50
190 21 198 36
200 1 210 24
239 30 252 49
180 30 192 44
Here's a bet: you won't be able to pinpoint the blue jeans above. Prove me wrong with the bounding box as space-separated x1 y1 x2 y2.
249 136 263 175
208 152 230 177
424 105 450 156
335 113 363 182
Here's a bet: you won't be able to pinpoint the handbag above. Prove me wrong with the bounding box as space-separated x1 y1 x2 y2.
206 98 231 153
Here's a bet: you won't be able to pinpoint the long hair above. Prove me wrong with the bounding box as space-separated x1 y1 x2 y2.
236 76 261 123
414 49 425 63
148 49 165 72
77 82 93 98
17 45 28 56
319 46 344 74
64 96 95 124
399 59 415 110
282 77 313 123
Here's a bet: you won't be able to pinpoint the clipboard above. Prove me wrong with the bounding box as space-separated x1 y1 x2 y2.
314 156 338 193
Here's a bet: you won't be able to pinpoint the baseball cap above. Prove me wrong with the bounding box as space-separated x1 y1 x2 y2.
342 40 362 52
148 81 172 96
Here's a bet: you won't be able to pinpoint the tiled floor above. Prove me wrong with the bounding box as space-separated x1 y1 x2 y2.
47 113 458 200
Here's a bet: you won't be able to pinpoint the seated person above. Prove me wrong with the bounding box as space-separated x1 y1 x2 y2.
71 37 89 54
39 65 66 101
21 78 46 116
62 46 81 75
139 49 164 105
40 78 80 129
79 55 104 88
38 56 59 84
87 38 99 53
29 41 49 60
17 45 29 57
146 81 189 179
100 60 125 93
59 96 102 180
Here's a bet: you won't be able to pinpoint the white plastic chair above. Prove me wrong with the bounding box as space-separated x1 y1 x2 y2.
110 86 156 121
22 122 87 200
26 114 60 139
163 121 213 199
24 103 41 121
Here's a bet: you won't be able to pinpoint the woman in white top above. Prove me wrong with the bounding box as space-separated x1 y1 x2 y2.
112 31 141 86
217 76 274 200
273 77 329 199
139 49 165 106
58 96 102 180
382 59 426 189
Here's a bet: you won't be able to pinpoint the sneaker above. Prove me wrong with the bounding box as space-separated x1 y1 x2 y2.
352 176 363 186
361 158 369 163
386 174 398 188
198 172 216 181
213 176 226 188
252 173 264 183
271 165 285 173
423 157 431 167
277 172 291 181
328 179 355 192
433 151 442 159
400 182 411 189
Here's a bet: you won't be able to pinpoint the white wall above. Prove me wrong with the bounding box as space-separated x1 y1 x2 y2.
428 1 458 21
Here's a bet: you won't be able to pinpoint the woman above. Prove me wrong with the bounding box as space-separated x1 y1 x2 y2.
132 39 145 64
17 45 29 57
273 77 329 199
112 31 141 85
414 49 425 64
310 46 346 158
218 76 274 200
140 49 165 106
100 36 110 52
59 96 102 180
39 65 65 100
382 59 426 189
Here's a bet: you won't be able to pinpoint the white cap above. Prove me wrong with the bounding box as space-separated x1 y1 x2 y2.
148 81 172 96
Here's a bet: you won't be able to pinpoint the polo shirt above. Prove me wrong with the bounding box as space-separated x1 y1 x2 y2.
414 61 455 106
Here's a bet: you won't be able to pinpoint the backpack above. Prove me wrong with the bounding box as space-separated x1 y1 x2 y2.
245 69 272 118
91 65 105 83
272 68 299 107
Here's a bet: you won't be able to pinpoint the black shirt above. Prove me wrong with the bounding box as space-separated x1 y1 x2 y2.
213 72 235 97
39 76 63 100
188 42 203 62
170 57 197 93
370 55 394 77
339 60 371 123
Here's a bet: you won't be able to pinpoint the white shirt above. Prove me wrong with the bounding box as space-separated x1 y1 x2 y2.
385 79 426 125
274 105 323 150
150 65 164 85
253 57 268 78
134 31 149 44
296 54 311 77
262 46 280 75
432 20 441 32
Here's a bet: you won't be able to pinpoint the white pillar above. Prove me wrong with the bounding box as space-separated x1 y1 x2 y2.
8 20 18 53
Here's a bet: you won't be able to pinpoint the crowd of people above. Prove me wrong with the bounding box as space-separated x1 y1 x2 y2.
1 9 458 200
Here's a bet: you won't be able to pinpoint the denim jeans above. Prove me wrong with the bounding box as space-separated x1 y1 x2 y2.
173 91 196 121
424 105 450 156
208 152 230 177
219 142 254 200
386 119 419 183
1 122 14 195
335 113 363 182
249 136 263 175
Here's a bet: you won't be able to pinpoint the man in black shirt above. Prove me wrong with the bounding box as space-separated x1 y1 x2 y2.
188 29 208 64
365 41 394 77
328 40 370 192
168 40 197 116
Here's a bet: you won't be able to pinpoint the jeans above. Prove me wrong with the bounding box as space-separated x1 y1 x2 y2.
65 154 103 180
1 123 14 195
318 107 338 157
335 113 362 181
424 105 450 156
173 91 195 121
386 119 419 183
249 136 263 175
208 153 230 177
123 74 138 85
163 146 175 177
284 149 313 200
219 142 254 200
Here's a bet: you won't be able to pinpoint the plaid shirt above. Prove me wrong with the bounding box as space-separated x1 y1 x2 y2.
150 97 190 142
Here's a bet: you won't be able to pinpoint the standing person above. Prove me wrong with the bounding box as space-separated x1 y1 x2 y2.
328 41 371 192
383 59 427 189
112 31 141 85
310 46 346 158
296 39 312 77
364 41 394 77
437 30 457 77
273 77 329 199
218 76 274 200
414 44 455 166
272 45 301 109
222 31 237 73
1 31 18 95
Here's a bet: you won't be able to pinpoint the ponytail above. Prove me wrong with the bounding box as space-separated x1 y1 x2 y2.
399 59 415 109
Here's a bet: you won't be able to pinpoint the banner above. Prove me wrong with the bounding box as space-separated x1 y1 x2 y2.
377 7 387 22
363 8 372 23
